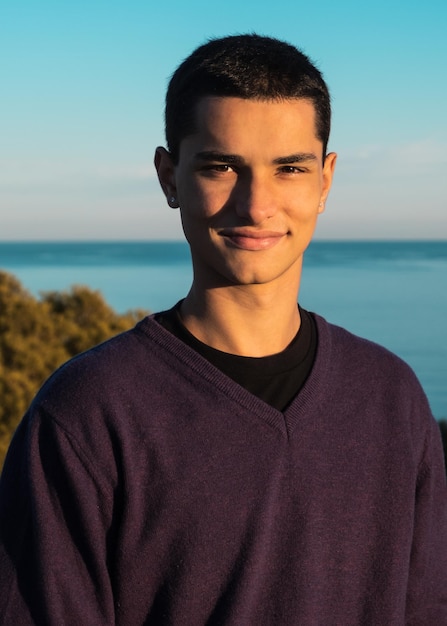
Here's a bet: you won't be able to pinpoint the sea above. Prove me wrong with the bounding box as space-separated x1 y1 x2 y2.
0 240 446 420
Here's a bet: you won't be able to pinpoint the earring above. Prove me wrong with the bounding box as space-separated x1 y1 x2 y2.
169 196 177 207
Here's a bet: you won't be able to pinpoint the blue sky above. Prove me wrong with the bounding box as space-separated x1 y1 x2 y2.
1 0 446 240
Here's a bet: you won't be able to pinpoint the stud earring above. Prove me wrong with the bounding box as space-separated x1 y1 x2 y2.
169 196 177 207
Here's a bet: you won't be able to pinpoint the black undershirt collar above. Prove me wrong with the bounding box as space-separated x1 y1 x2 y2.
154 302 317 412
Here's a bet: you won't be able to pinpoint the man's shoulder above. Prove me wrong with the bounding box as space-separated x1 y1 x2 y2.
313 313 440 474
17 315 185 466
32 315 173 414
315 313 415 371
313 313 428 406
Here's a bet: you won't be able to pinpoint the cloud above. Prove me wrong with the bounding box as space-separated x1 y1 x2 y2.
93 164 154 181
0 159 157 190
323 136 447 238
339 138 447 174
388 139 447 165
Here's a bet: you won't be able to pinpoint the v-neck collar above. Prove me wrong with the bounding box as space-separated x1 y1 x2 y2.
135 313 332 439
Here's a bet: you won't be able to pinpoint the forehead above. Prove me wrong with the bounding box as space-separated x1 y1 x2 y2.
181 96 321 155
195 95 317 126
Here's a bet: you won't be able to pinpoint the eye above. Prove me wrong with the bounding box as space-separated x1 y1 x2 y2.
278 165 306 175
208 164 234 172
200 163 236 177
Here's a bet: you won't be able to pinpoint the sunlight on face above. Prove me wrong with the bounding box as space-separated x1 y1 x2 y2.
158 97 336 290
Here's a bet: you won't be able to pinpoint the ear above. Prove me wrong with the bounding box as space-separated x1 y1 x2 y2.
319 151 337 213
154 147 179 208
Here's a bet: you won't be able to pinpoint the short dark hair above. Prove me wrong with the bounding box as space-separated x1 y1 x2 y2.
165 34 331 163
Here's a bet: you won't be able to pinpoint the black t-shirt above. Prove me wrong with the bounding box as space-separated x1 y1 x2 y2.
154 303 317 412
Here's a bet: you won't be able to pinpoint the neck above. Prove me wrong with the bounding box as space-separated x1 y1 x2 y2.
180 278 302 357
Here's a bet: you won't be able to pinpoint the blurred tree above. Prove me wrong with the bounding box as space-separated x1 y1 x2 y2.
0 271 147 470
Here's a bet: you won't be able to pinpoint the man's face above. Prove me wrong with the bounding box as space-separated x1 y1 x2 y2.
156 97 336 291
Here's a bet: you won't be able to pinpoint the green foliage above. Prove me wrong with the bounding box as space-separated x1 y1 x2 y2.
0 271 147 470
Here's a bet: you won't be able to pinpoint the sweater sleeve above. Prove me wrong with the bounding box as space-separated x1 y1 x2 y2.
405 415 447 624
0 407 116 625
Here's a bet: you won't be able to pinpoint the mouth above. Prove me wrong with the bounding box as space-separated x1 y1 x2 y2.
218 228 287 251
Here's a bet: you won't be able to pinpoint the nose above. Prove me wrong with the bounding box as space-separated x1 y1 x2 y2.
233 173 276 224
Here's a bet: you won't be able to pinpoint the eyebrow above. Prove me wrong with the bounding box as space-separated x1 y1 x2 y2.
273 153 318 165
194 151 244 165
194 151 318 165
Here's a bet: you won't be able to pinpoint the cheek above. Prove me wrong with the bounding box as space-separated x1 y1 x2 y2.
286 193 322 223
179 187 226 221
176 175 205 212
283 179 321 204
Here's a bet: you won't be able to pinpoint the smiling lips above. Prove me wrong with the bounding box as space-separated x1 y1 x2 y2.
219 228 287 251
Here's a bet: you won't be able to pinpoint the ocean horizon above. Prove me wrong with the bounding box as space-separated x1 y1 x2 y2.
1 239 446 420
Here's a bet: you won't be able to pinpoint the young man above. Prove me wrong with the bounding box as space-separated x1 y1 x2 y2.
1 34 446 625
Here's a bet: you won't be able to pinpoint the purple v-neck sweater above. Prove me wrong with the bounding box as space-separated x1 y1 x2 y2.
1 314 447 624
